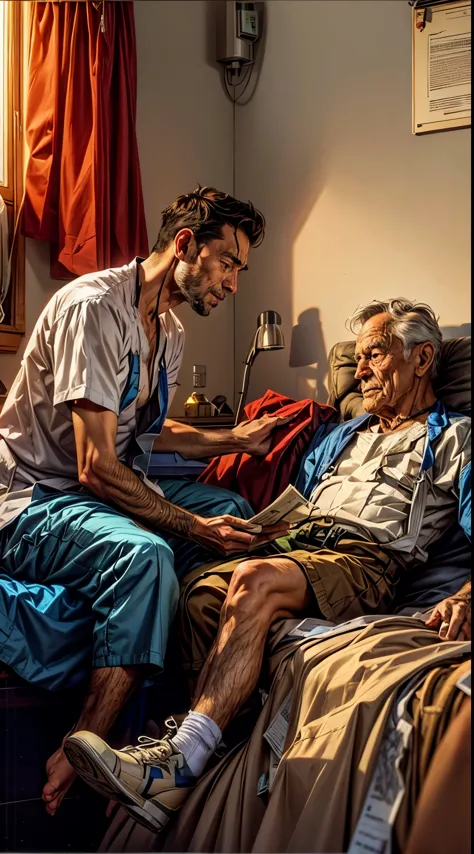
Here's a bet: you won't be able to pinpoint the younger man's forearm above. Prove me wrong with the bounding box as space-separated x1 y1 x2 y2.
87 450 199 539
152 419 248 459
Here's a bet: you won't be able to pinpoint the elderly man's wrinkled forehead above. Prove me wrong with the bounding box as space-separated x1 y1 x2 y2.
355 313 404 356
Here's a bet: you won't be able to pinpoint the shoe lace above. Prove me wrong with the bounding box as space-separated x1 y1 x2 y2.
121 717 178 765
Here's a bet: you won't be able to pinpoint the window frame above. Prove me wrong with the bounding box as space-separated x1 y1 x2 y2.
0 0 25 353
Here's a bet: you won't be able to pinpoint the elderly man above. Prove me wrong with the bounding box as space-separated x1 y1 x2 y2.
0 186 288 813
65 299 471 833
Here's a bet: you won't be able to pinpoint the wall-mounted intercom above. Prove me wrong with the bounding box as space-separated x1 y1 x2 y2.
216 2 260 73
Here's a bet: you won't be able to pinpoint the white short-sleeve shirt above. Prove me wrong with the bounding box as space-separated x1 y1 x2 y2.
311 417 471 562
0 259 184 528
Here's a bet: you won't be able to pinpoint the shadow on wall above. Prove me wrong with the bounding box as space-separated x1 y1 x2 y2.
234 102 330 404
234 4 335 405
440 323 471 339
235 1 470 408
289 307 329 402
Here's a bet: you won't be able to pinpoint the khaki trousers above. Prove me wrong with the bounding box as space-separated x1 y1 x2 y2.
100 621 470 854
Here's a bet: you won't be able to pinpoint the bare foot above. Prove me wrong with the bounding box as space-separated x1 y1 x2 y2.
42 745 77 815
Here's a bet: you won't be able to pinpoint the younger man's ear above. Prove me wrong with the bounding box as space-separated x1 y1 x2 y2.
175 228 196 261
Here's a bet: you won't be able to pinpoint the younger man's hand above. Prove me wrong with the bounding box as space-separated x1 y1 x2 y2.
233 413 294 456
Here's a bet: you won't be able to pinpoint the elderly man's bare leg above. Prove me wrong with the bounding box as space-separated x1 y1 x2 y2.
192 557 311 731
63 557 310 832
42 665 138 815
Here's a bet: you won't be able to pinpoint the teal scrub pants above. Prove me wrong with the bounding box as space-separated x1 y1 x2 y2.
0 480 253 689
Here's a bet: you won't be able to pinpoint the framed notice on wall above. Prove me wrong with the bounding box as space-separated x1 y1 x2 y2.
412 0 471 134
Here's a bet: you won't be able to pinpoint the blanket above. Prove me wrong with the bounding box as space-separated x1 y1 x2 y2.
100 616 470 853
197 390 336 513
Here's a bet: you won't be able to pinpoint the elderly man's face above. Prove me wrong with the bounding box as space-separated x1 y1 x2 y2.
354 313 422 415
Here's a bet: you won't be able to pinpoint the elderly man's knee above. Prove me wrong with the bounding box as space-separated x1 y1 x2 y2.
227 559 276 611
226 557 311 622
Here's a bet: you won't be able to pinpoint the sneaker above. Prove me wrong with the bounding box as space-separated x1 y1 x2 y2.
64 720 196 833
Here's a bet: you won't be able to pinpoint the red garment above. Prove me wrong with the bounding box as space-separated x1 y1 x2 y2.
197 390 337 513
23 1 148 279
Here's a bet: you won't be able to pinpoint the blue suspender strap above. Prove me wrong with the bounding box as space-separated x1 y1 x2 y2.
458 461 471 542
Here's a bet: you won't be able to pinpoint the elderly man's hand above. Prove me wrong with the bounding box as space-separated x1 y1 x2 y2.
233 413 294 456
426 591 471 641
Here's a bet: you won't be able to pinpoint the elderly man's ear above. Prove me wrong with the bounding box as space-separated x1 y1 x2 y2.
413 342 435 377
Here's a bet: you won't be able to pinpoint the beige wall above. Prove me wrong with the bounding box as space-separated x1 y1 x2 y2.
134 0 234 415
2 0 235 417
3 0 470 415
234 0 471 406
1 240 58 389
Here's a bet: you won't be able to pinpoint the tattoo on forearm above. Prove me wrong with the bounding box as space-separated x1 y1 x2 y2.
95 453 198 538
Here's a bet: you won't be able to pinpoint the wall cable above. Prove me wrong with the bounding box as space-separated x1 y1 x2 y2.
232 93 237 409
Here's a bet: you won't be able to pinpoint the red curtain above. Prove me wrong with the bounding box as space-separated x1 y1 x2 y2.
23 1 149 279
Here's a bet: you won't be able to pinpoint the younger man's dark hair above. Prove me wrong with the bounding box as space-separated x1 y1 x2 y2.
152 185 265 254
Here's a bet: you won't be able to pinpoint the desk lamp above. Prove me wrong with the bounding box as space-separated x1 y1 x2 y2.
235 310 285 425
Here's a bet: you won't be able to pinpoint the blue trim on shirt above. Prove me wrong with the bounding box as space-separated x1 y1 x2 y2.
297 401 470 533
459 461 471 542
297 414 369 498
421 399 448 471
144 356 169 435
119 351 140 413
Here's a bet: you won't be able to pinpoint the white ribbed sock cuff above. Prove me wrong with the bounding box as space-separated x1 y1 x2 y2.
172 711 223 777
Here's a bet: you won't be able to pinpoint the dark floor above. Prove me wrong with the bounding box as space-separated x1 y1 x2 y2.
0 791 109 853
0 666 194 852
1 675 109 851
1 642 268 853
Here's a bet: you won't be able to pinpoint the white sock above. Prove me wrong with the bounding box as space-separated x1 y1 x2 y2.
171 711 222 777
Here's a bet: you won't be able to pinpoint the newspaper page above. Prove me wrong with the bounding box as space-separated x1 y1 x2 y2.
413 1 471 133
250 484 312 526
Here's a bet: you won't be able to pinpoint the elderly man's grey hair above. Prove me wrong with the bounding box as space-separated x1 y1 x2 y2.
347 298 443 378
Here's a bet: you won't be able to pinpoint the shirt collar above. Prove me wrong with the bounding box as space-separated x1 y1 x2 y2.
350 400 449 473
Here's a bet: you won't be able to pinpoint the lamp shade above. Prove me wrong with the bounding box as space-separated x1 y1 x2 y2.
235 309 285 424
255 310 285 352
